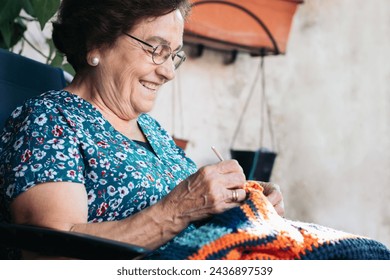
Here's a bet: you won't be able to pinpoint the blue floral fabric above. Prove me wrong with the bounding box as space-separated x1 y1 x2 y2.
0 90 197 224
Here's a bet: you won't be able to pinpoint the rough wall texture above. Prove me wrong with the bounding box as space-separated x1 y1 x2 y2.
152 0 390 247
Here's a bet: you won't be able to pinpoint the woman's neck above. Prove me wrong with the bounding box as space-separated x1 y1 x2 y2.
64 74 146 142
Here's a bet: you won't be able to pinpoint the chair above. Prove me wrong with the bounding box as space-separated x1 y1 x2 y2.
0 223 149 260
0 48 149 259
0 48 68 128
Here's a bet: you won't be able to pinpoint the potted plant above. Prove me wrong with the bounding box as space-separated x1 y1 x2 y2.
184 0 304 181
184 0 304 58
0 0 74 75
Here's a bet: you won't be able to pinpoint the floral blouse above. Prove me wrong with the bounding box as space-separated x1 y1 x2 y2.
0 90 197 223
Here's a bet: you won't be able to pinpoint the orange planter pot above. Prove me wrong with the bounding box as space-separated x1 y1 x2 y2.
173 136 189 150
184 0 304 56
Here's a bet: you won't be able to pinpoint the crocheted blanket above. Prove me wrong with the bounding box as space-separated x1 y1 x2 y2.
149 181 390 260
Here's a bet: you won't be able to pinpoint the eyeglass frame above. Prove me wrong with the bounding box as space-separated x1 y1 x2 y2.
123 32 186 70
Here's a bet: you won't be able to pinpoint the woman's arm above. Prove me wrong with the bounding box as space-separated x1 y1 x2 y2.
10 181 188 251
11 160 247 252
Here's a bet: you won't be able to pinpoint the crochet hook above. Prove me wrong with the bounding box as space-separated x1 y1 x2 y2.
211 146 224 161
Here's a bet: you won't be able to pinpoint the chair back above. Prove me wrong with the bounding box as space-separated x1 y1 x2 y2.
0 48 67 258
0 48 67 129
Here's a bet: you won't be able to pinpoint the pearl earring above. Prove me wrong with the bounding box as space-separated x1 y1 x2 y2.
91 57 99 66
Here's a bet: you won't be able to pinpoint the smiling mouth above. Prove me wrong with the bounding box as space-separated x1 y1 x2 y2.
140 81 160 92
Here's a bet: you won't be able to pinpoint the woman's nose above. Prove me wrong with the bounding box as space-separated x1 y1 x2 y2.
156 58 176 81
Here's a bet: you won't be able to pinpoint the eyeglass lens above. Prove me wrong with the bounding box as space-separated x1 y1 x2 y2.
152 45 185 69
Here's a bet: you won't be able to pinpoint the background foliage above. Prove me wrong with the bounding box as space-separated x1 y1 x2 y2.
0 0 74 74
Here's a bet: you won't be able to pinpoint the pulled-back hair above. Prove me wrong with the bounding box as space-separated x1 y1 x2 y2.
52 0 191 71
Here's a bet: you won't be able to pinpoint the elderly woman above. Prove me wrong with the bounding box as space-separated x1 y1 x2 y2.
0 0 284 259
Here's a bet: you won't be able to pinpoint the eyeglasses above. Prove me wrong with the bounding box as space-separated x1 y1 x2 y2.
124 33 186 70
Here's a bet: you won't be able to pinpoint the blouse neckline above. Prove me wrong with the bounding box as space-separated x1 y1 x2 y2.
58 90 159 158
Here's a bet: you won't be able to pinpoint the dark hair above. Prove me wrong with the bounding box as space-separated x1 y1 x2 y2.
52 0 191 71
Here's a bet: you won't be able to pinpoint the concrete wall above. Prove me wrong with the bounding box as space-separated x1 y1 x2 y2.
152 0 390 247
17 0 390 247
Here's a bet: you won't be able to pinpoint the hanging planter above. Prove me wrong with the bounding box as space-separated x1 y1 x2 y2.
230 57 277 182
184 0 304 57
184 0 304 179
230 148 277 182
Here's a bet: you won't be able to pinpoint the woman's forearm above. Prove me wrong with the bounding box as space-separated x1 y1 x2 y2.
70 198 190 250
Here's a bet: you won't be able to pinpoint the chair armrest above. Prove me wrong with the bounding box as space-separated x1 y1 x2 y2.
0 223 150 259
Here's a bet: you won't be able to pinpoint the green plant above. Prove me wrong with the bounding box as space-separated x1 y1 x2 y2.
0 0 74 75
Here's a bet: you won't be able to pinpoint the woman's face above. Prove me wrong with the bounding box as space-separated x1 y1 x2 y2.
96 10 184 120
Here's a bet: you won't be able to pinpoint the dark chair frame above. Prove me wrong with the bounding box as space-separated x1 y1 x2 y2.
0 223 149 260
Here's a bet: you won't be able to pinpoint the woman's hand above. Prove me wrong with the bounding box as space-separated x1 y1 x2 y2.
161 160 247 223
257 181 285 217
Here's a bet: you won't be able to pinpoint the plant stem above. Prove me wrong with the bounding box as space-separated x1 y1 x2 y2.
19 16 36 22
22 35 51 62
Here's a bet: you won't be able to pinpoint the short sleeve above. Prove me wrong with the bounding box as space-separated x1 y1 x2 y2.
0 98 85 202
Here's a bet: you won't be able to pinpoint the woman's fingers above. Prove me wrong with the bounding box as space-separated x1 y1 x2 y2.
225 188 247 203
273 201 285 217
215 159 244 174
264 186 282 205
166 161 247 221
258 182 281 196
198 160 246 189
190 162 245 193
257 181 285 216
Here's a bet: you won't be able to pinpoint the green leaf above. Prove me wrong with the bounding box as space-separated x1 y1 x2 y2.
30 0 60 30
0 21 26 49
46 38 56 64
22 0 35 17
62 63 76 77
50 50 63 67
0 0 23 25
0 22 12 48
